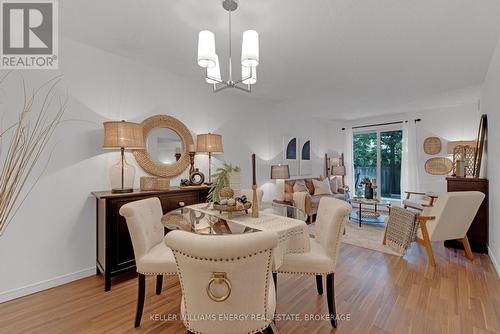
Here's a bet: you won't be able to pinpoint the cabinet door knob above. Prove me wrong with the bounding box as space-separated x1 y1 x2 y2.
179 202 185 207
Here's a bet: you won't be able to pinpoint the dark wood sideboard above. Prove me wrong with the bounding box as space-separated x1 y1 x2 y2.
445 177 488 253
91 186 209 291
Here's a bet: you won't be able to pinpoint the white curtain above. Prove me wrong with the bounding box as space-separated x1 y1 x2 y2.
344 128 354 191
401 121 419 194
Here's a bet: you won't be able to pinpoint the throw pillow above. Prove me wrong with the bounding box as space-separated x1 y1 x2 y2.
293 180 309 193
305 179 315 194
313 178 333 195
329 177 339 194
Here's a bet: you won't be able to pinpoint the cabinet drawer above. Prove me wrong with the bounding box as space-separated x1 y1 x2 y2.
161 193 200 212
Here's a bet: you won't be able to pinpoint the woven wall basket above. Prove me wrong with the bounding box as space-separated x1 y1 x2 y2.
424 157 453 175
423 137 442 155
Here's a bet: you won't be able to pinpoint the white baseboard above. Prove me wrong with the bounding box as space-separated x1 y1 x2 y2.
0 267 95 303
488 246 500 279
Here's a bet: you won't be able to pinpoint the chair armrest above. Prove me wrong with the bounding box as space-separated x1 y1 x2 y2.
405 191 427 196
417 215 435 223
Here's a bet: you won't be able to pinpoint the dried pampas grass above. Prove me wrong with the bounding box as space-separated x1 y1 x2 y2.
0 72 66 236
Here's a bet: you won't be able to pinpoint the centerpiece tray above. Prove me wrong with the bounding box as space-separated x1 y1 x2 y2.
213 202 252 219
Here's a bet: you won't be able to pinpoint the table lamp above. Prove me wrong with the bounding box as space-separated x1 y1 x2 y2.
103 120 144 193
271 164 290 201
196 133 223 184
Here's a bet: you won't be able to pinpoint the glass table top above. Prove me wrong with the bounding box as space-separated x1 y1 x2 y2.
162 202 307 235
349 197 391 206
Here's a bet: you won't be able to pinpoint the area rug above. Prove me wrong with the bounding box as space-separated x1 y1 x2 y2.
308 219 401 256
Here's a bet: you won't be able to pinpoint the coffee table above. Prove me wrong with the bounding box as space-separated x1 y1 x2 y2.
349 197 391 227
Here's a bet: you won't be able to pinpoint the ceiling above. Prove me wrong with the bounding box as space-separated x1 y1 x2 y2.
61 0 500 120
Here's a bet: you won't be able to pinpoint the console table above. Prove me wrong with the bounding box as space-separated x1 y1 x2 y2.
91 186 209 291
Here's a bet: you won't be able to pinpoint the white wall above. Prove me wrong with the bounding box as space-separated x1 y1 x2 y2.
342 102 480 194
0 38 337 302
481 34 500 277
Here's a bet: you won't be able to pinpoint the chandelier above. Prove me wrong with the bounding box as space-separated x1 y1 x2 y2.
197 0 259 93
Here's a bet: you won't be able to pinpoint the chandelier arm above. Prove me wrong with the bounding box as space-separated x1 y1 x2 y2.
233 76 251 85
233 84 251 93
233 66 253 85
214 83 230 93
205 75 224 84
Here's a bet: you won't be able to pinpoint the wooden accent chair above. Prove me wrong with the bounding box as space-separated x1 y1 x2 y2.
119 197 177 327
273 197 352 327
165 230 279 334
413 191 485 266
403 191 438 211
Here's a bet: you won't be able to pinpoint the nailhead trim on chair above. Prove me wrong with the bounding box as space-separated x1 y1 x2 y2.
170 247 275 334
275 270 335 275
137 271 177 276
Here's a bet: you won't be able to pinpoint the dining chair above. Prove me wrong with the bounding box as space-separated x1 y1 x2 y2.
241 188 264 210
119 197 177 328
274 197 351 327
165 230 279 334
415 191 485 266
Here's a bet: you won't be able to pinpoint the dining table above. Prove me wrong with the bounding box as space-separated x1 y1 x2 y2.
161 201 310 270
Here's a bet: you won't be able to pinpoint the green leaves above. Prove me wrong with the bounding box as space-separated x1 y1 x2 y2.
207 163 240 202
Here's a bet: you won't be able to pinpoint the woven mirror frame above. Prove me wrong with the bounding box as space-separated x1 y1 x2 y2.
133 115 194 177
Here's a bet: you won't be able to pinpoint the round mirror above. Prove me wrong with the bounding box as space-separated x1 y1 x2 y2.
146 128 184 165
133 115 194 177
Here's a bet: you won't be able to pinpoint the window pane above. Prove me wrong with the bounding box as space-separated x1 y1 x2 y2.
353 132 377 197
380 130 402 199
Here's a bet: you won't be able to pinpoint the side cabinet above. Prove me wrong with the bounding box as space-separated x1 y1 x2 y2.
92 187 209 291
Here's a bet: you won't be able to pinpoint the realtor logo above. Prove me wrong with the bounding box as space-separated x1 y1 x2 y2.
1 0 58 69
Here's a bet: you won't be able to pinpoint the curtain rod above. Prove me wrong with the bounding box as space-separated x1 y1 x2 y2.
342 118 421 130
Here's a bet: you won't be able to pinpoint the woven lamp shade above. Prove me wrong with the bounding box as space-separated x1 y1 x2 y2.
103 121 144 149
196 133 223 154
330 165 346 176
271 165 290 179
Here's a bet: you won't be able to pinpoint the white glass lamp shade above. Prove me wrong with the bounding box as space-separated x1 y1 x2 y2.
242 65 257 84
206 54 221 84
241 30 259 67
197 30 216 68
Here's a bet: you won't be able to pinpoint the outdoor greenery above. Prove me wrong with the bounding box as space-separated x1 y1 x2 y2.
353 130 402 198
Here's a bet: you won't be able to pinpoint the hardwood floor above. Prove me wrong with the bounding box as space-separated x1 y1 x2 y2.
1 242 499 334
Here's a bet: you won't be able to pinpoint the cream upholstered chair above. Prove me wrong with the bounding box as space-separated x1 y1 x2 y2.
274 197 351 327
119 197 177 327
165 230 279 334
241 188 264 211
415 191 485 266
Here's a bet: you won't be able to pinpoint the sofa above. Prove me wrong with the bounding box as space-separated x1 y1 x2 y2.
284 177 344 223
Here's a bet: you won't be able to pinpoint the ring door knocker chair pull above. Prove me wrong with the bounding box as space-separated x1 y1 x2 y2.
207 272 232 302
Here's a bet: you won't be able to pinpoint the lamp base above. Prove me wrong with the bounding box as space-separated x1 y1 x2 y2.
111 187 133 194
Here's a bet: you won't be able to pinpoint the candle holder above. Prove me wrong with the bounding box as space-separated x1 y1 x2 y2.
251 153 259 218
188 151 196 176
251 184 259 218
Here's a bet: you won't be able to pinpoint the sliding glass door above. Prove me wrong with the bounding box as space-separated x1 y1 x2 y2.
353 128 402 200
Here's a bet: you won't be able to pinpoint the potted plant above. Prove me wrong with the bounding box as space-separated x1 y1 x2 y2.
207 163 241 202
